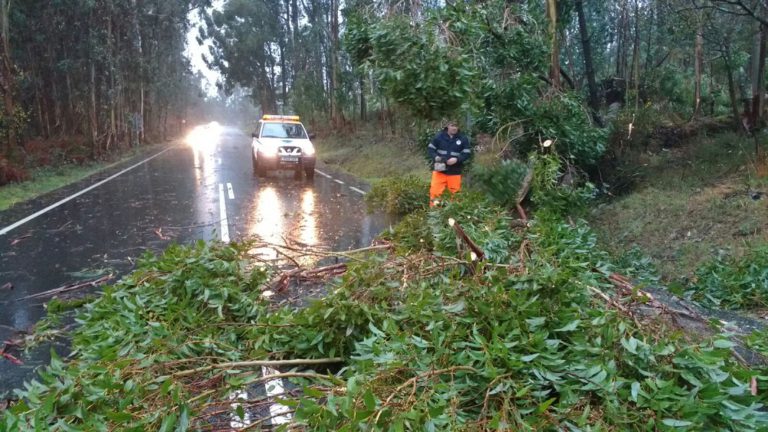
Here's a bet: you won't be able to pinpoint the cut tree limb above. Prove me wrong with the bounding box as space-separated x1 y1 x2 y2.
15 274 112 301
173 357 344 378
448 218 485 261
516 163 535 221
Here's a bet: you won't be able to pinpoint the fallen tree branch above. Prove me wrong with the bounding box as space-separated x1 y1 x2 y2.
241 371 345 387
9 234 31 246
0 343 22 365
239 409 298 431
375 366 478 424
15 275 113 301
269 263 348 292
173 357 344 378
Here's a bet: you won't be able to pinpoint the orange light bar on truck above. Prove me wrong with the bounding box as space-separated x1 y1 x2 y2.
262 115 300 121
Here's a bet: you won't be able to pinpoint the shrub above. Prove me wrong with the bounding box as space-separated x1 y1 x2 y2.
0 159 28 186
365 175 429 214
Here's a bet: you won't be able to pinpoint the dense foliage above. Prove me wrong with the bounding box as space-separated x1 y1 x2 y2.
4 160 768 430
345 2 607 169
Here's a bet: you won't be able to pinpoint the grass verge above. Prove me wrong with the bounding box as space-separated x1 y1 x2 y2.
315 126 430 182
0 144 166 211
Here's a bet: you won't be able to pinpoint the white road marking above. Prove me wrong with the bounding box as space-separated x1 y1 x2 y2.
218 184 230 243
334 179 345 185
350 187 367 195
314 169 332 179
229 390 252 428
0 147 174 236
227 183 235 200
262 366 292 425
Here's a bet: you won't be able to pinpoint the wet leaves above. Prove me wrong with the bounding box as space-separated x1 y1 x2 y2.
686 245 768 310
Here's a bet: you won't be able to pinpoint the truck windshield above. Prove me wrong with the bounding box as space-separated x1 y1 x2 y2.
260 123 307 139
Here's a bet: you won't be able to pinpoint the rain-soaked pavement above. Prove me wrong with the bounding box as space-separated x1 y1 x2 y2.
0 125 395 397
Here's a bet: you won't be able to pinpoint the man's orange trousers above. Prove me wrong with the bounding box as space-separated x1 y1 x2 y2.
430 171 461 206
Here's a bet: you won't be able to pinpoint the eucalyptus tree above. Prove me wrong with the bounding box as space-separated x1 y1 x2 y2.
0 0 208 161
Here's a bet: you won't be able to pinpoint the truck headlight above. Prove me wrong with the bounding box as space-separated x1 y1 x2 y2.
261 145 278 157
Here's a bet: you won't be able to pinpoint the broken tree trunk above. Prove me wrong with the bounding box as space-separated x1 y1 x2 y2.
448 218 485 262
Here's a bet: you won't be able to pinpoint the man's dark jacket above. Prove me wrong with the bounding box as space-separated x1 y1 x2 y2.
427 129 471 175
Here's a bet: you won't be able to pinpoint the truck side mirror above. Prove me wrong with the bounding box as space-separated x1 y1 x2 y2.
251 132 258 138
308 133 316 140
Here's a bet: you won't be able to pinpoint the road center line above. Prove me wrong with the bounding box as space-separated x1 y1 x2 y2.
262 366 292 425
314 169 332 179
334 179 345 185
0 147 174 236
349 186 367 195
218 184 230 243
226 183 235 200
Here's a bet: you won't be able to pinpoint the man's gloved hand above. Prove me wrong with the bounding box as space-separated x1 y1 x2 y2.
447 157 458 166
435 156 442 162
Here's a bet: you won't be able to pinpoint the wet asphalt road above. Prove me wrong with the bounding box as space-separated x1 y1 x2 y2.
0 126 394 395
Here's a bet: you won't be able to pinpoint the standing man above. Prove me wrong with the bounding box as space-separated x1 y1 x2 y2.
428 121 471 206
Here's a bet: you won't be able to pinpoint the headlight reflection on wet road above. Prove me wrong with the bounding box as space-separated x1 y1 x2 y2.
251 186 283 260
249 185 320 265
298 188 318 248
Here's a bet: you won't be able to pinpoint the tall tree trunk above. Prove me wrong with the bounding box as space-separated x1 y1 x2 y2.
693 22 703 119
359 75 366 121
279 39 287 108
291 0 298 82
330 0 341 123
616 1 626 79
575 0 600 114
643 0 654 76
751 24 767 131
630 0 641 110
723 41 742 132
132 0 144 145
752 23 768 166
0 0 15 157
66 72 75 134
546 0 560 90
89 54 98 158
563 29 578 88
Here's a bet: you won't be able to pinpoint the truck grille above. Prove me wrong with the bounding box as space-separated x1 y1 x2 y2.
278 146 301 155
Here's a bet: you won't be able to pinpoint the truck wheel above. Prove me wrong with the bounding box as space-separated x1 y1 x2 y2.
305 167 315 180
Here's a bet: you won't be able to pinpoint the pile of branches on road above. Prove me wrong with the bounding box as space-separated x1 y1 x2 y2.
3 160 768 431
